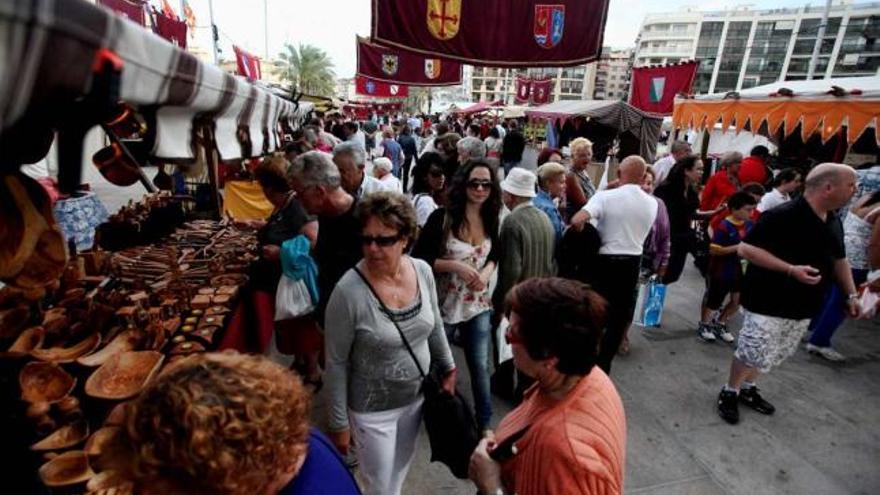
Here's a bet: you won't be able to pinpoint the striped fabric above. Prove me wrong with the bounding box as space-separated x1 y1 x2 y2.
0 0 311 162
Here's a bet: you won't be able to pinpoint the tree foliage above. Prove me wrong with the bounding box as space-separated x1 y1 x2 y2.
277 43 336 97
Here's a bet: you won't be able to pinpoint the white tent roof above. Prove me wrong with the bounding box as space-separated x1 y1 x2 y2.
694 76 880 101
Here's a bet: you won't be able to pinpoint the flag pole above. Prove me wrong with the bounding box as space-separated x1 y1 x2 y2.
208 0 219 64
263 0 269 60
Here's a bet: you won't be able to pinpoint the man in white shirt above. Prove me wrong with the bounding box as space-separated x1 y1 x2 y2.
333 142 382 200
571 156 658 372
653 140 692 185
372 157 402 193
342 122 366 151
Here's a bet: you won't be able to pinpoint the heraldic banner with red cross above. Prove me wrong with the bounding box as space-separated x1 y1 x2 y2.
355 76 410 98
357 36 462 86
370 0 609 67
514 76 532 104
629 61 698 115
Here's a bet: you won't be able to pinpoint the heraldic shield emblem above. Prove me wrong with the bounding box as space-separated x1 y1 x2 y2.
382 54 399 76
534 5 565 49
427 0 461 40
425 59 442 79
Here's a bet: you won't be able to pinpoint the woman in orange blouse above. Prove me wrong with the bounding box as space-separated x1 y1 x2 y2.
469 278 627 495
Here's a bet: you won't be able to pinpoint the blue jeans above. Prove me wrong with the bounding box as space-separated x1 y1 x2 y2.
808 268 868 347
445 311 493 430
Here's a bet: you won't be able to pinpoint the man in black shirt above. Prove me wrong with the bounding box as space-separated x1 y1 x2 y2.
717 163 859 425
500 120 526 177
288 151 362 326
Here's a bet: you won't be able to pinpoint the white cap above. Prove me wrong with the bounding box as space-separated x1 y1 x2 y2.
500 167 537 198
373 157 393 173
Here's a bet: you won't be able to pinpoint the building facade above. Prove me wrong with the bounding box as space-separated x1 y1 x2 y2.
634 2 880 94
469 64 598 104
593 48 633 100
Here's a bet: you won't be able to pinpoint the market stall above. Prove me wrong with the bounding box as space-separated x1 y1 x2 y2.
0 0 310 492
672 76 880 164
526 99 664 162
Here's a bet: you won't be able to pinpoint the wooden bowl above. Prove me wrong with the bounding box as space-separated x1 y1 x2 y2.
210 273 248 287
20 361 76 403
84 426 121 457
205 305 231 316
0 305 31 339
77 330 140 367
31 420 89 451
41 306 69 334
169 341 205 356
190 326 220 345
38 450 94 487
31 332 101 363
0 326 44 358
85 351 164 400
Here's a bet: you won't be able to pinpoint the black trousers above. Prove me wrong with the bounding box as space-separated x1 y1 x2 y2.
401 154 414 192
591 254 642 373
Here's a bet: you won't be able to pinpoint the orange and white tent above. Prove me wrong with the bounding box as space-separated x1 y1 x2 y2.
672 76 880 145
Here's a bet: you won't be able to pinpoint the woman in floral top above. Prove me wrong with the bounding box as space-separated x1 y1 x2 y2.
412 160 501 432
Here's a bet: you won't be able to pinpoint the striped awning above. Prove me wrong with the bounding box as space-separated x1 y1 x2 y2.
0 0 309 162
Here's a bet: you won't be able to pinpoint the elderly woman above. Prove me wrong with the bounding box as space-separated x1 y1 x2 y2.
564 137 596 220
102 352 361 495
372 157 402 193
324 192 456 495
537 147 563 167
234 157 318 359
457 136 488 166
534 162 567 242
469 278 626 495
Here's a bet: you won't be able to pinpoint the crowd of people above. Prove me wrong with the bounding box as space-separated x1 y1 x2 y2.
102 113 879 495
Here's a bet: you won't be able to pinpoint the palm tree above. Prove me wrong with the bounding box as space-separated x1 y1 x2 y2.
277 43 336 97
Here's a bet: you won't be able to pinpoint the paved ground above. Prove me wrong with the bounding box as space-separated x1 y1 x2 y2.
88 158 880 495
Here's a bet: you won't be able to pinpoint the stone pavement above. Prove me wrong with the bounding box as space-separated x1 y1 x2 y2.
313 260 880 495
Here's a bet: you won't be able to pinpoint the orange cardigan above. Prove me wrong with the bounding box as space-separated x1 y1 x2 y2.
494 368 626 495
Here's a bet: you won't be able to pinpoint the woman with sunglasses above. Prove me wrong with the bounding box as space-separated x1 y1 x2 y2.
410 152 447 227
412 159 501 434
468 278 626 495
324 192 456 495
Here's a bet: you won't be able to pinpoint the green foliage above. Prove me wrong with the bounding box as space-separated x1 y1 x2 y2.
277 43 336 97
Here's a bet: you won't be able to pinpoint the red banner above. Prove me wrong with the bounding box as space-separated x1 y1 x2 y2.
98 0 146 26
530 77 553 105
371 0 609 67
357 37 462 86
355 76 409 97
629 61 698 115
154 10 187 48
514 76 532 104
234 46 262 81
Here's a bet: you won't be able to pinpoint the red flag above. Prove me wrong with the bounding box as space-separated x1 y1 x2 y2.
514 76 531 104
357 37 462 86
629 61 698 115
371 0 609 67
530 77 553 105
355 76 409 98
155 10 187 48
234 46 262 81
160 0 176 18
99 0 146 26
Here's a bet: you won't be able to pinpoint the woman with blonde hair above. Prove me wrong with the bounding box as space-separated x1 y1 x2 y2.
564 137 596 220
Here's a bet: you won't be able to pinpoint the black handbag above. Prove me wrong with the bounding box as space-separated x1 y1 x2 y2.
354 267 480 479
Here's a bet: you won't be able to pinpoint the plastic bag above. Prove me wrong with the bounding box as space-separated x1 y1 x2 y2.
274 276 315 321
496 317 513 364
633 277 667 327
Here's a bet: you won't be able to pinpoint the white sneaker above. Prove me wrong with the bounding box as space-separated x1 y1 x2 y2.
698 323 716 342
713 323 735 344
805 343 846 362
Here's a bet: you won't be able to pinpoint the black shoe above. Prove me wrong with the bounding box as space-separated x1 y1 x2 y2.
739 386 775 415
717 389 739 424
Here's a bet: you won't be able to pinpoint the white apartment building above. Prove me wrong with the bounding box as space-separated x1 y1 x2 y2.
593 48 633 100
634 1 880 94
469 64 598 104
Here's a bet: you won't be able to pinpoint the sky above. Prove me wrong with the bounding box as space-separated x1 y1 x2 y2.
182 0 827 77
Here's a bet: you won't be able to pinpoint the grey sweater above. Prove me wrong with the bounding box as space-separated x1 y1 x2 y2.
324 257 455 431
492 202 557 310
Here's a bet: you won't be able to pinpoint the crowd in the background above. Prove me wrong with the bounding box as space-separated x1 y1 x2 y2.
105 113 880 495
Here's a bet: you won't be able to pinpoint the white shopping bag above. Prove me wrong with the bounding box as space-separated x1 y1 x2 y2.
496 317 513 364
274 276 315 321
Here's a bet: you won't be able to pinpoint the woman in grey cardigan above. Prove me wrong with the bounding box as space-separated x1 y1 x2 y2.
324 192 456 495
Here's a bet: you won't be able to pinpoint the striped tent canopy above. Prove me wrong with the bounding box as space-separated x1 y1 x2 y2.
672 76 880 145
0 0 309 165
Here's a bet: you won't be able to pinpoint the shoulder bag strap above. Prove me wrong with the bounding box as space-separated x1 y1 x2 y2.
353 265 427 380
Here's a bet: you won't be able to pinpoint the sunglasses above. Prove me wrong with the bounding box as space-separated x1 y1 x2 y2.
360 234 402 247
504 323 524 345
467 180 492 191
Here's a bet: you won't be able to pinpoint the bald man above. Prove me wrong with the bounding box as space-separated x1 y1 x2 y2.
717 163 859 425
570 155 659 373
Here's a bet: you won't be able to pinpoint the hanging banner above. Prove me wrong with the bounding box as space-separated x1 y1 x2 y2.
530 77 553 105
98 0 146 26
630 61 698 115
514 76 532 104
371 0 609 67
153 10 187 49
355 76 409 97
357 37 462 86
234 46 262 81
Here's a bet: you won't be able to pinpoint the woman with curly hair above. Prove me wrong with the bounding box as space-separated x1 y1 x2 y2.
102 352 360 495
412 159 501 433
